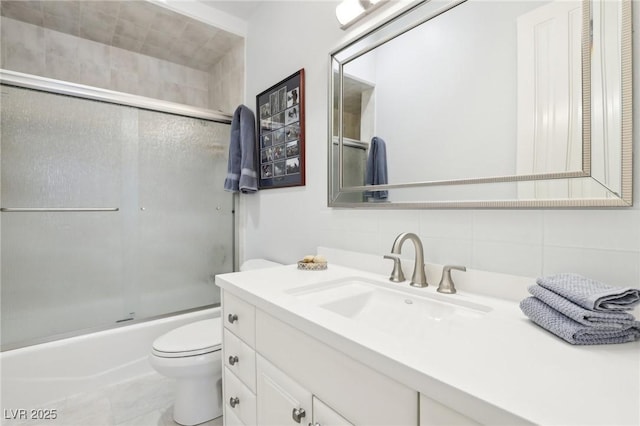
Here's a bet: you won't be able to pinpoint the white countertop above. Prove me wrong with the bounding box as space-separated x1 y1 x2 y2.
215 263 640 426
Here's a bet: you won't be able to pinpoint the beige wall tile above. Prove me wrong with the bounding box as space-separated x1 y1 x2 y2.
110 46 137 73
111 68 138 96
1 2 43 26
45 28 78 64
78 41 111 88
2 16 244 111
1 17 46 75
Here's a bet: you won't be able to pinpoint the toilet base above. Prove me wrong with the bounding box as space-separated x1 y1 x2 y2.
173 375 223 426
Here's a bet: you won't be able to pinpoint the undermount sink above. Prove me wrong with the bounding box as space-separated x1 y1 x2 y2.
288 277 492 339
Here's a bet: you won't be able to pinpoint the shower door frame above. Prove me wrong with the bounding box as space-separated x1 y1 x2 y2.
0 70 232 123
0 69 240 350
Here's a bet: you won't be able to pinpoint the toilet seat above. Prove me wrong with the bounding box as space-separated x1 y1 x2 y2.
152 318 222 358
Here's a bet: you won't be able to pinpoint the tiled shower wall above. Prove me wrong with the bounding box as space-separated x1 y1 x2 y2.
0 16 243 112
209 37 244 114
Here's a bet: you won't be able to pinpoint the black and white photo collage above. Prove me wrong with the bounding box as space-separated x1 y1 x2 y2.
259 85 301 180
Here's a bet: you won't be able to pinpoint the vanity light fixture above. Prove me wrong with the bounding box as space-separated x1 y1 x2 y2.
336 0 387 29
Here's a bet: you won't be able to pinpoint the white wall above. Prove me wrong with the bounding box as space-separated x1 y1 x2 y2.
240 1 640 288
372 1 526 182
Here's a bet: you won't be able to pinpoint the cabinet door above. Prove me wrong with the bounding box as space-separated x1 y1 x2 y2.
257 354 312 426
312 396 354 426
223 402 245 426
256 309 418 425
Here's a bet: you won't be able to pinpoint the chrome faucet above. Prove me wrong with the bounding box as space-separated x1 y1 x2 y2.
437 265 466 294
389 232 428 287
383 254 405 282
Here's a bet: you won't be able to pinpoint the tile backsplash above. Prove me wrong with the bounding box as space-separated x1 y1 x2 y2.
1 16 243 112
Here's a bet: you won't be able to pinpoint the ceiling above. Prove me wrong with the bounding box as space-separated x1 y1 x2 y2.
0 0 244 72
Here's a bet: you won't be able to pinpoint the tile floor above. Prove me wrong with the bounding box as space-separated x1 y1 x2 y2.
4 372 223 426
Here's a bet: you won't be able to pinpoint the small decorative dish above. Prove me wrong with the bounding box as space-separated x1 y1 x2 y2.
297 261 328 271
297 255 328 271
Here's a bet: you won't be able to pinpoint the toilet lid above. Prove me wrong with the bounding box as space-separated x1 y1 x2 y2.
152 318 222 358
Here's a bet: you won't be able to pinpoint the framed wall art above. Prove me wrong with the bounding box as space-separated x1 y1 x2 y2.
256 69 305 189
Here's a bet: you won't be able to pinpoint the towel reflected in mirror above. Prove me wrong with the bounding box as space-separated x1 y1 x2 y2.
365 136 388 201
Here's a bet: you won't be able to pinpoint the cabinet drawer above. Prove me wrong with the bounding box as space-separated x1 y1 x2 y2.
224 401 245 426
224 328 257 392
224 366 256 425
223 291 256 346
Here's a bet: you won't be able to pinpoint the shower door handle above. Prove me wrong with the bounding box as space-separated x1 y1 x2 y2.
0 207 119 212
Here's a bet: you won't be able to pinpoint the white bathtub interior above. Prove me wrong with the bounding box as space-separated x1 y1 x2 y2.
0 307 220 411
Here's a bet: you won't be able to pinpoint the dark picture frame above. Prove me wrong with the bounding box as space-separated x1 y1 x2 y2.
256 69 305 189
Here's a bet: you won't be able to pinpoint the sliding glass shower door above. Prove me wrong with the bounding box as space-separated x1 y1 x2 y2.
0 84 233 349
136 109 233 319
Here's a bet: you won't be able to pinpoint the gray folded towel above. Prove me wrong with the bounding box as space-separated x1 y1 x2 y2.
528 285 637 329
520 297 640 345
536 273 640 311
224 105 258 193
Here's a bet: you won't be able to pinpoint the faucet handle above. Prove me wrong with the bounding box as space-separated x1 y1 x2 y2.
384 255 406 283
438 265 466 294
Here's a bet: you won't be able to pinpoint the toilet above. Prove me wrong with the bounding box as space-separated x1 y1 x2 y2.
149 318 223 425
149 259 282 425
239 258 283 271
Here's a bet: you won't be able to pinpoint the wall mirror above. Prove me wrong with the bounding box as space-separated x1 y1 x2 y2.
328 0 632 208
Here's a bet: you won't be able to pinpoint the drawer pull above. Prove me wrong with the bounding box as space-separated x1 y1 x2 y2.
229 397 240 408
228 313 238 323
309 423 321 426
229 355 239 365
292 408 306 423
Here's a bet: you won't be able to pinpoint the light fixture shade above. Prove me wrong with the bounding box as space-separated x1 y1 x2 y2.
336 0 366 27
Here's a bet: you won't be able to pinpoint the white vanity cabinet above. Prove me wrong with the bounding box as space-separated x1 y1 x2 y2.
312 396 354 426
221 289 417 426
217 261 639 426
222 291 258 425
221 288 500 426
419 394 480 426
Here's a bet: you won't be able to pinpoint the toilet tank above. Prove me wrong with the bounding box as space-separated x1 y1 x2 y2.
240 259 283 271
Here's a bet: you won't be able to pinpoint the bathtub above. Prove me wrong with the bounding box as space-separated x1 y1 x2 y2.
0 307 219 410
